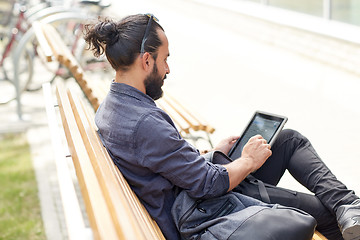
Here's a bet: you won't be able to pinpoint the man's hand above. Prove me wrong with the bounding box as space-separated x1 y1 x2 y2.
241 135 272 173
224 135 272 191
214 136 240 155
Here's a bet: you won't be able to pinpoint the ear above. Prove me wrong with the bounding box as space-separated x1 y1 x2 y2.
141 52 152 71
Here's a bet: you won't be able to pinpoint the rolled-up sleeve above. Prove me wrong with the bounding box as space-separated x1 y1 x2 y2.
135 112 229 199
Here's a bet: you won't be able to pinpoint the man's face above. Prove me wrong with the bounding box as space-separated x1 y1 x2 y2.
144 30 170 100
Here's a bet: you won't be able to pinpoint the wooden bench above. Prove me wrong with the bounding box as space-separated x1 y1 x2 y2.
33 20 216 148
45 82 165 239
38 21 327 240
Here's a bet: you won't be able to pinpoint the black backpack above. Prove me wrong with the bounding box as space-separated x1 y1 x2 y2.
172 187 316 240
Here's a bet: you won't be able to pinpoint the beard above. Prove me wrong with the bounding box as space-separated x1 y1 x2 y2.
144 62 166 100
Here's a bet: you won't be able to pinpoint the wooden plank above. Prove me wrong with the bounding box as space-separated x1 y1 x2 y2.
69 89 165 239
157 98 191 134
67 89 145 239
41 23 67 64
162 93 201 131
313 231 327 240
41 23 77 71
163 93 215 134
43 83 89 240
39 23 98 111
33 21 53 62
56 83 118 240
85 78 109 104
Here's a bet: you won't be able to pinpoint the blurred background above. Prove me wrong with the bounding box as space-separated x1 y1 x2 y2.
1 0 359 239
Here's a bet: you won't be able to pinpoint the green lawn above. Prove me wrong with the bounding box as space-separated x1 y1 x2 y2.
0 134 45 240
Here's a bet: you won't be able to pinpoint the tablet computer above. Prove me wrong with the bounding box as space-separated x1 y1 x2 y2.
228 111 288 160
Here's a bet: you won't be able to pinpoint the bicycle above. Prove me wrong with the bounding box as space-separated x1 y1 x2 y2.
0 0 67 104
0 0 111 104
0 0 35 104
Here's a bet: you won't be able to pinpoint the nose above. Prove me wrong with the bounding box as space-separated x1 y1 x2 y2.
165 62 170 74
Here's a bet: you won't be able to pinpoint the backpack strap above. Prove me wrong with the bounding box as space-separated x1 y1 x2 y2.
246 175 271 203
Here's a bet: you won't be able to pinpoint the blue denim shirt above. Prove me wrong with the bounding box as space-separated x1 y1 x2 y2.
95 82 229 239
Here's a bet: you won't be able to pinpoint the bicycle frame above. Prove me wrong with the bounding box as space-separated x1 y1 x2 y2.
0 7 27 68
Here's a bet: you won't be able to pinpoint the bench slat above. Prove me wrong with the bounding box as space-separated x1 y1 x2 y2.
313 231 327 240
39 22 100 110
41 23 68 64
66 88 165 239
157 98 191 134
163 93 215 134
56 83 119 240
33 21 53 62
80 92 165 239
43 83 89 240
41 23 82 77
68 90 144 239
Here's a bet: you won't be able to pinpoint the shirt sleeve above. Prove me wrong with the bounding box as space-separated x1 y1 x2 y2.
135 111 229 199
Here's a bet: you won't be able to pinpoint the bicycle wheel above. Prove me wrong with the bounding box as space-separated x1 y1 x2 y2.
0 30 34 104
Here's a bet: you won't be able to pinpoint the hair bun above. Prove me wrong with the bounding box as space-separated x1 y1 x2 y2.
95 19 119 46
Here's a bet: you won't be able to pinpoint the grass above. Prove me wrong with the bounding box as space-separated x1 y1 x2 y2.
0 134 45 240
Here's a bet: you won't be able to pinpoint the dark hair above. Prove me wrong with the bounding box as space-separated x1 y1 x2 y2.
83 14 164 71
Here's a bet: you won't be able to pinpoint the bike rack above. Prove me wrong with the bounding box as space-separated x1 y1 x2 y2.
26 6 85 24
12 11 91 119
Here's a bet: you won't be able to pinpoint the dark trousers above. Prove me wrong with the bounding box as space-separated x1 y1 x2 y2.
237 129 358 240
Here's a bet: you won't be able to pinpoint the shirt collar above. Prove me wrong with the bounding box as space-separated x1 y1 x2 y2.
110 81 156 106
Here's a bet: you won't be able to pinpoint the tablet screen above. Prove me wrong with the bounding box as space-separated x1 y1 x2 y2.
228 111 287 160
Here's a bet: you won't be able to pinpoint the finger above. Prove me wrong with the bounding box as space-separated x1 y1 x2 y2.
226 136 240 144
250 134 263 140
254 137 266 144
229 136 240 141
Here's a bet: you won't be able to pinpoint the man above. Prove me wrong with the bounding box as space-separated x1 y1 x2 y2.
84 14 360 240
